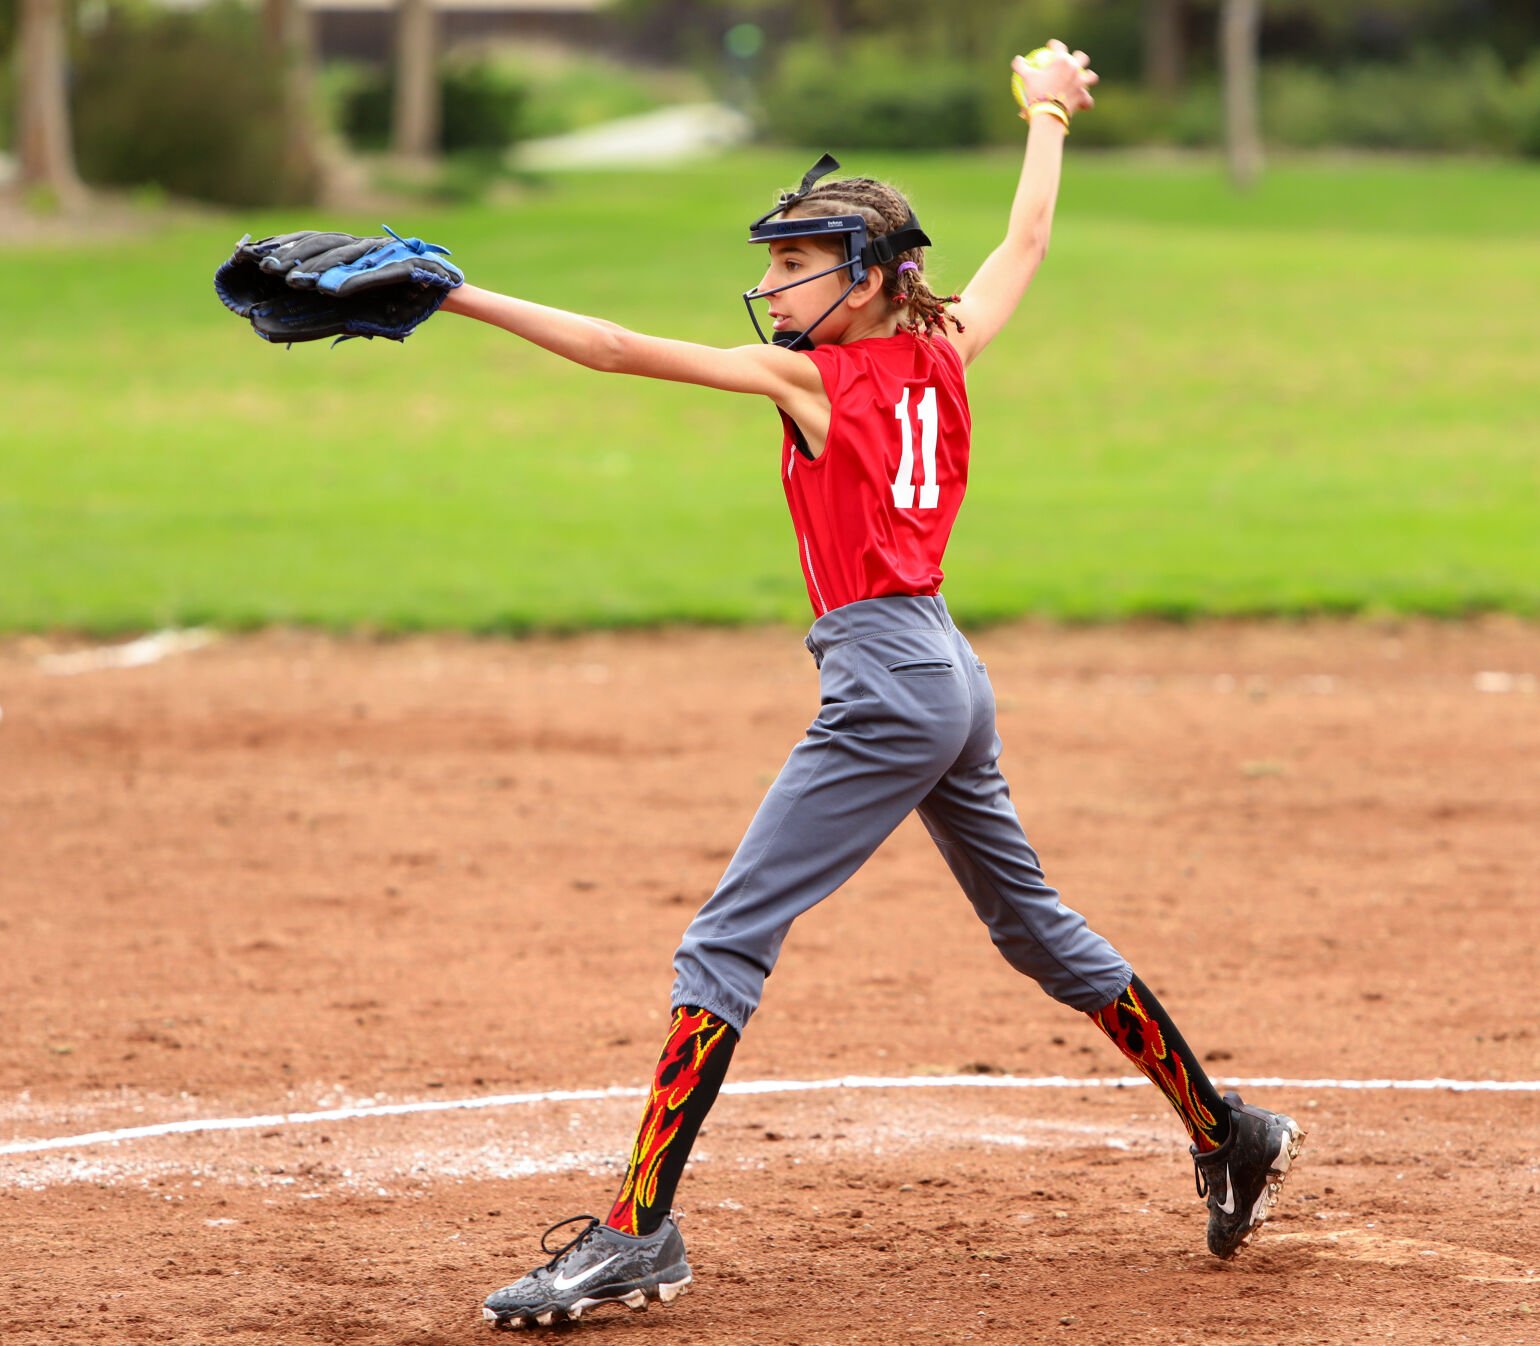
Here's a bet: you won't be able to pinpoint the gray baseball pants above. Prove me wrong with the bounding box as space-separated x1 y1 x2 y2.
672 594 1131 1034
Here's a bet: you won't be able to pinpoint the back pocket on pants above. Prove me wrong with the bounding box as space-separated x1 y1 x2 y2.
887 658 954 676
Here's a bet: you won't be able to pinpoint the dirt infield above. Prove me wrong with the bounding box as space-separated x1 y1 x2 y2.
3 619 1537 1346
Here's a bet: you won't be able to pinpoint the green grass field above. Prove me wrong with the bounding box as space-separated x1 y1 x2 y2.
4 151 1537 633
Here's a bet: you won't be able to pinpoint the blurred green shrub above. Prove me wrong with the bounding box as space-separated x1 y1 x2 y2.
1516 53 1540 158
71 1 312 207
336 55 526 154
1066 87 1180 148
1164 83 1224 148
750 31 1539 158
985 49 1539 154
1258 65 1336 150
1264 49 1533 154
759 36 984 150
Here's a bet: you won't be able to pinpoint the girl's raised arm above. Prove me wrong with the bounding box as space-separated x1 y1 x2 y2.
948 41 1098 367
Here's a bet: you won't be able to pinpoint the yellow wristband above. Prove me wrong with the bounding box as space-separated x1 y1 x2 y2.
1024 99 1070 131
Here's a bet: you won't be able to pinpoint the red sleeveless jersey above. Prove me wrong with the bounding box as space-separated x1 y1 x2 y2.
780 332 971 616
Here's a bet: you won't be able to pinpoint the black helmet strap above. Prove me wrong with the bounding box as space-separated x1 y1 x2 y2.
750 152 843 230
860 211 931 268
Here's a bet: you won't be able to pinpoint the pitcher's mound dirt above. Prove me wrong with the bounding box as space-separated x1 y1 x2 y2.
2 618 1536 1345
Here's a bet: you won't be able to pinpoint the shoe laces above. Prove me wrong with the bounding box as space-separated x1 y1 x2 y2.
539 1214 602 1266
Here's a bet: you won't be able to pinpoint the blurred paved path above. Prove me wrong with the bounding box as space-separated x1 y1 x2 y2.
514 102 753 171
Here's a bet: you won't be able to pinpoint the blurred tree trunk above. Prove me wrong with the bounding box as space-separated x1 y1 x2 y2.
393 0 439 160
14 0 87 210
1143 0 1185 97
262 0 321 203
1220 0 1262 190
802 0 843 53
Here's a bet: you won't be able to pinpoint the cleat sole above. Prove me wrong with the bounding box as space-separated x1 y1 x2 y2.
486 1272 692 1330
657 1276 690 1305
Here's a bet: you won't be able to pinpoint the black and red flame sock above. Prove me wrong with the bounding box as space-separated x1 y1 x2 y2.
607 1005 738 1237
1088 973 1231 1153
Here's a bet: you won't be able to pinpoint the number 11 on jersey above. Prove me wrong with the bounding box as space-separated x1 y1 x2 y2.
891 385 939 510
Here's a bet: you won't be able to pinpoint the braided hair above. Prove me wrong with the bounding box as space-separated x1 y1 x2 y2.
781 177 964 340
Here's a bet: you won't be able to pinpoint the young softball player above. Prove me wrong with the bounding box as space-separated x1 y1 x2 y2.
442 42 1305 1331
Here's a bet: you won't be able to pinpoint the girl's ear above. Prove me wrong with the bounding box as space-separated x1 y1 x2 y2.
845 266 886 311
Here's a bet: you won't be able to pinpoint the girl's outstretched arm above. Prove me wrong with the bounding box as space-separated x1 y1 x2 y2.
948 40 1097 367
440 285 825 419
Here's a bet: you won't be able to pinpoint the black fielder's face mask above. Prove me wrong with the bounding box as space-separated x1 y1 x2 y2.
742 153 931 352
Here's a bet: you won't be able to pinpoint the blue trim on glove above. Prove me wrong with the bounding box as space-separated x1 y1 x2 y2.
312 225 463 295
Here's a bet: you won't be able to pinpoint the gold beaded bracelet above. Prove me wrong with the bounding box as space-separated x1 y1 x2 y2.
1023 98 1071 132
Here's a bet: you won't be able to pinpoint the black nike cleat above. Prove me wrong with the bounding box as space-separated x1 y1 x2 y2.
1192 1091 1306 1259
482 1214 692 1330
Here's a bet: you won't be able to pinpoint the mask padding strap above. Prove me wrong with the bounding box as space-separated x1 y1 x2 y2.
750 152 843 229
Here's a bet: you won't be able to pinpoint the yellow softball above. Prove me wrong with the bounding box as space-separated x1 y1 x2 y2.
1010 48 1060 111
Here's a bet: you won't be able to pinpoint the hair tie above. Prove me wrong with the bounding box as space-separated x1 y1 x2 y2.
896 261 920 277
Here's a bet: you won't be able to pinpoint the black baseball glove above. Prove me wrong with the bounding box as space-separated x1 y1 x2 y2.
214 226 464 345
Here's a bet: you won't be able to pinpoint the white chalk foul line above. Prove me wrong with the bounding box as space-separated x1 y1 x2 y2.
3 1074 1537 1159
37 628 216 676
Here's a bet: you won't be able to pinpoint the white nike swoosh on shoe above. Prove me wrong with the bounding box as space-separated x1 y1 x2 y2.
551 1253 622 1293
1217 1165 1237 1215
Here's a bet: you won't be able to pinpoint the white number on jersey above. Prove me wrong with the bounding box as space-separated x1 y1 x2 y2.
890 385 940 510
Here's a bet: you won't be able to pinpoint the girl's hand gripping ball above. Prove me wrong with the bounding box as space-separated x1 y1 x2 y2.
1009 47 1059 112
1011 40 1098 120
